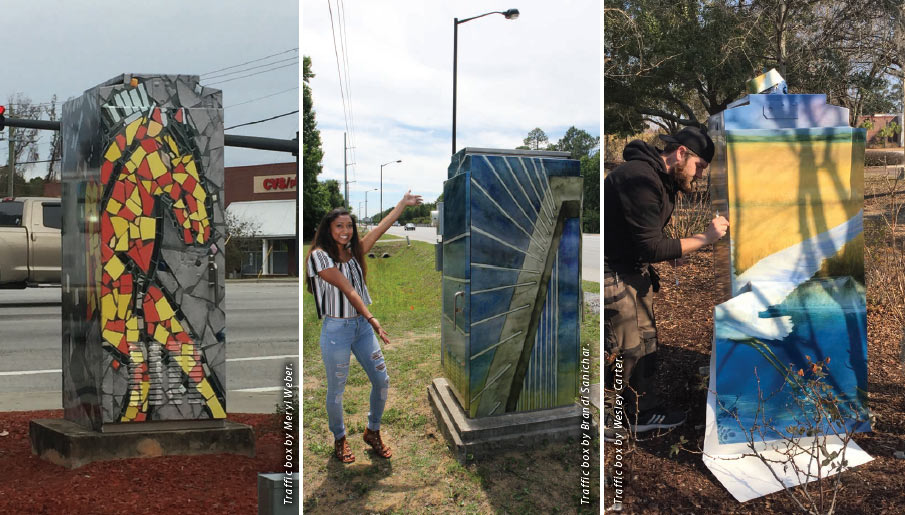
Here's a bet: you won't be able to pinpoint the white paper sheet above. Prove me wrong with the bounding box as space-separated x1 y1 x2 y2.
702 343 873 503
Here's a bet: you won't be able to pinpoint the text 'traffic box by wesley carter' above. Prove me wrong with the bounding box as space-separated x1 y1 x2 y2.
61 75 227 431
440 148 583 418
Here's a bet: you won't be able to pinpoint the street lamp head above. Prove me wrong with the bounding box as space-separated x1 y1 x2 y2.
503 8 519 19
396 160 402 163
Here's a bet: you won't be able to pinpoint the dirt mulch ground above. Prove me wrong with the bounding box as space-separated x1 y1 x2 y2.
604 242 905 513
0 411 295 515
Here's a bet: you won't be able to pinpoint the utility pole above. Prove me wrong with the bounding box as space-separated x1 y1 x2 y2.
295 131 299 277
7 105 14 197
343 132 349 209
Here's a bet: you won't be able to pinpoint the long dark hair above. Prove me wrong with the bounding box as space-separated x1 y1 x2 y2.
305 207 367 293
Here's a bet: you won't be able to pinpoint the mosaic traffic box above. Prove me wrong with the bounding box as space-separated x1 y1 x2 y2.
61 75 227 430
441 148 582 418
707 78 870 444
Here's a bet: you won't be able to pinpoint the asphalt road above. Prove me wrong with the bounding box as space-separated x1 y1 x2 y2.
383 225 601 282
0 280 299 413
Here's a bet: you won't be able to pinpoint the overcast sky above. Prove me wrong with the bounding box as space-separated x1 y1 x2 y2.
303 0 600 217
1 0 299 180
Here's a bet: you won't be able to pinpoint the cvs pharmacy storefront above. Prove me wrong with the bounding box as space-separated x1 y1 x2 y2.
224 162 297 276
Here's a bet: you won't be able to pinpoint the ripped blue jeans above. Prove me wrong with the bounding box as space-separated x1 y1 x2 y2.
319 315 389 440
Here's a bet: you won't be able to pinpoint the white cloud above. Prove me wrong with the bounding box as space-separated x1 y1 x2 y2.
304 0 599 212
3 0 299 178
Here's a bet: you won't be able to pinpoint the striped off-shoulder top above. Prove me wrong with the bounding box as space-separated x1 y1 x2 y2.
306 248 372 319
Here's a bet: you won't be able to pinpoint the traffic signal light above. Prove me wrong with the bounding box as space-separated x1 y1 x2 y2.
0 105 5 131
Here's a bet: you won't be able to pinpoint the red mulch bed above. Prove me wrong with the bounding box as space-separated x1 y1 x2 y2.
0 411 296 514
605 246 905 513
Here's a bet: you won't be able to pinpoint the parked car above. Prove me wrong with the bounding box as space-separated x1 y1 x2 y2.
392 221 400 227
404 223 416 231
0 197 61 288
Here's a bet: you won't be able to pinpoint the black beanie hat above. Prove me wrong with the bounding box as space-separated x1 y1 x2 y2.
659 126 715 163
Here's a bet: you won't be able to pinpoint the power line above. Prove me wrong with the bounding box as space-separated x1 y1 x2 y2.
203 56 300 81
200 47 299 77
328 0 358 181
224 110 299 130
204 61 300 86
327 0 350 138
7 101 58 107
225 87 299 108
11 158 59 165
338 0 357 178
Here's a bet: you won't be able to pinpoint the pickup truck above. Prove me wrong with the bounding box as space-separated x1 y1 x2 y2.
0 197 61 288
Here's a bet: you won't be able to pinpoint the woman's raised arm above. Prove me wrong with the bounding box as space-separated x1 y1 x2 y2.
360 190 423 253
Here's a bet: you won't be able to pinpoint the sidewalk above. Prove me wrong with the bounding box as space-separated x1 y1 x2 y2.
225 276 299 283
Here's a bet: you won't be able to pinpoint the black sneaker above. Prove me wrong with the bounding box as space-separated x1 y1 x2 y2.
631 409 687 433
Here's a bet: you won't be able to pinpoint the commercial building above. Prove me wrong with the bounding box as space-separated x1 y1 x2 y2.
224 162 298 277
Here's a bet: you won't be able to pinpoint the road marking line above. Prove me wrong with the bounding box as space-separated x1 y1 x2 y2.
0 354 299 376
232 386 283 393
227 355 299 362
0 369 61 376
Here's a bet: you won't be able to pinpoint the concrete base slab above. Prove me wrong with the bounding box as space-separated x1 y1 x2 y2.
428 377 582 463
30 418 255 469
258 472 299 515
589 383 601 411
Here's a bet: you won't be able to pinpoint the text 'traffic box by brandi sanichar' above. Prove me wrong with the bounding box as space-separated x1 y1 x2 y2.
439 148 583 418
61 74 228 431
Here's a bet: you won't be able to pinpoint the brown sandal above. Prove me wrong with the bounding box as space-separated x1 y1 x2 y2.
334 436 355 463
363 428 392 458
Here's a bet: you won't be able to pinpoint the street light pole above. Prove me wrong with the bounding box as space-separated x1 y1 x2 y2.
364 188 377 221
7 105 14 197
453 18 458 157
380 159 402 219
452 8 519 156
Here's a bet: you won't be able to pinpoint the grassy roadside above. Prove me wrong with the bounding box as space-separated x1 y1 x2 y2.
302 240 600 513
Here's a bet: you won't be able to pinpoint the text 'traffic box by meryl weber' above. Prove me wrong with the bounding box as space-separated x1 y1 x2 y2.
440 148 583 418
61 74 227 431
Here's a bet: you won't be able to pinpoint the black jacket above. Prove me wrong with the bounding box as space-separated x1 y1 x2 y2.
604 140 682 272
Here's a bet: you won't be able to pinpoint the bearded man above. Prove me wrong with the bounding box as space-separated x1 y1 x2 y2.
603 126 728 439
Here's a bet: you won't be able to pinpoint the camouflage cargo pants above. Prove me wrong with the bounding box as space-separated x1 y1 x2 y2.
604 266 661 415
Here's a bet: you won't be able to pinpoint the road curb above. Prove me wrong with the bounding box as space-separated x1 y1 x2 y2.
0 390 284 414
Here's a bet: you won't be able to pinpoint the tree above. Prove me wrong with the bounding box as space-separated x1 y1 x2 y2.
581 152 600 233
303 56 326 241
0 94 42 195
515 126 600 233
318 180 344 213
604 0 902 134
889 1 905 125
372 200 438 224
522 127 549 150
551 127 600 160
224 211 261 277
45 94 61 182
605 1 766 136
753 0 900 122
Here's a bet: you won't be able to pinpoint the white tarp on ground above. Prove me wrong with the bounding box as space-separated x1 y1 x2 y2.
225 200 296 238
702 346 873 503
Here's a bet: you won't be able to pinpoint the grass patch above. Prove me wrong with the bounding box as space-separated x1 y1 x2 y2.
582 280 600 294
303 240 599 513
358 227 402 240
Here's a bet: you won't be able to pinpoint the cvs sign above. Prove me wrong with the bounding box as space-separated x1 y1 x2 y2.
254 174 298 193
